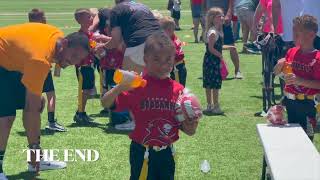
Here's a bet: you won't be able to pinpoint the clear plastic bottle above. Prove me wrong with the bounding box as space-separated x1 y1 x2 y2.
200 160 211 173
113 69 147 88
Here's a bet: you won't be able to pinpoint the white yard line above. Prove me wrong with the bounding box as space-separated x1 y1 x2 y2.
0 18 75 21
58 24 192 30
0 10 191 16
59 26 79 30
0 12 74 16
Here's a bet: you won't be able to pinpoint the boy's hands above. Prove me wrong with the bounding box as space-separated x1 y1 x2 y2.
101 80 134 108
284 73 302 85
180 118 199 136
116 82 134 92
219 55 223 60
92 34 112 43
274 58 285 75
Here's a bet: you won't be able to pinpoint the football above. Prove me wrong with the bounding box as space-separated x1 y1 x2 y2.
266 105 287 125
175 89 202 122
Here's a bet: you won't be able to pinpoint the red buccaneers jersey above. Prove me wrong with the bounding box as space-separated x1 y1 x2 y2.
284 47 320 95
75 31 94 67
171 34 184 64
100 49 124 70
114 74 184 146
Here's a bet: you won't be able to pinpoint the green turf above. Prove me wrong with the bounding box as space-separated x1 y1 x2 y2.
0 0 319 179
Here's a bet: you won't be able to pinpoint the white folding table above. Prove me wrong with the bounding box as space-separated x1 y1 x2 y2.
256 123 320 180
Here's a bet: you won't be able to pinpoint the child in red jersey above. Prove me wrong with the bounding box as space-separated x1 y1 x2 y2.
160 16 187 87
101 31 199 180
73 8 96 124
99 47 125 118
100 48 124 91
97 8 125 94
274 15 320 141
28 8 66 132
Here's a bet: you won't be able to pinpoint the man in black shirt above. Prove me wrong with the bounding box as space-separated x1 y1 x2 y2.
105 0 160 73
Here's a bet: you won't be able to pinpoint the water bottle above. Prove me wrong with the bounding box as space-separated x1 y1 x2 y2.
89 39 97 48
200 160 211 173
278 62 293 80
90 39 106 59
282 62 293 74
113 69 147 88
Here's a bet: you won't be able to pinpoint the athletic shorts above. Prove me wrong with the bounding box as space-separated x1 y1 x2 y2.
42 71 55 93
75 66 95 90
223 24 235 45
170 62 187 87
191 4 201 18
171 9 180 20
129 141 175 180
94 57 100 72
235 7 254 23
0 67 26 117
103 69 116 89
283 97 316 137
124 43 145 66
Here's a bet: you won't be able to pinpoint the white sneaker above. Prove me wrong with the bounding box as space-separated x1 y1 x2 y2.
115 120 135 131
28 160 67 172
0 173 8 180
235 72 243 79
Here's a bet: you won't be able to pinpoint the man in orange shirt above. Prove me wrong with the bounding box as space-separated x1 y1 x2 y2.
0 23 89 179
28 8 66 132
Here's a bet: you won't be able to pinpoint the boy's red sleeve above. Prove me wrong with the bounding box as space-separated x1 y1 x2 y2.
174 37 185 62
114 91 135 112
313 53 320 80
284 47 294 62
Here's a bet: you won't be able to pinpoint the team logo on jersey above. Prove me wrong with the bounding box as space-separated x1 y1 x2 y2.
142 118 179 145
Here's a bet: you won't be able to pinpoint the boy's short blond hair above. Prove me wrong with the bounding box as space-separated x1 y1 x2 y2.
28 8 45 22
144 31 175 57
293 14 318 33
152 10 163 20
74 8 91 23
159 16 175 31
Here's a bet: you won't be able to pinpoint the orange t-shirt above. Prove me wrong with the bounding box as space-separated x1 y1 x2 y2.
0 23 64 95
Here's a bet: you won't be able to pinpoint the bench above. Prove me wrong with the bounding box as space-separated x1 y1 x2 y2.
256 123 320 180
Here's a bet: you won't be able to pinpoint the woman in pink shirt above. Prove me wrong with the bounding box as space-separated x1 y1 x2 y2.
253 0 283 35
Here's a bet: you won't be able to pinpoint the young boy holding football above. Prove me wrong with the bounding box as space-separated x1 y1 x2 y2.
101 31 199 179
274 15 320 141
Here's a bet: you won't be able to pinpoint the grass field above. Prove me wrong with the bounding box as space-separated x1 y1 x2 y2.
0 0 319 179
